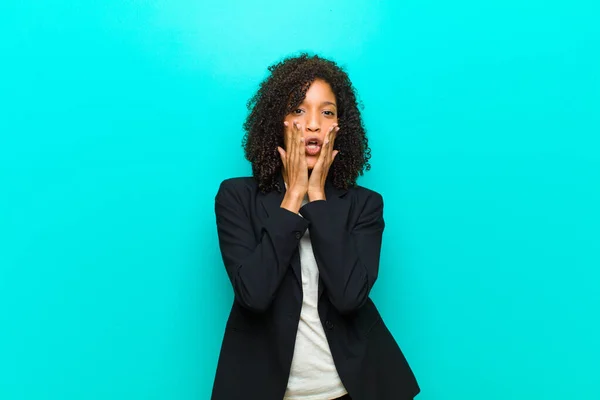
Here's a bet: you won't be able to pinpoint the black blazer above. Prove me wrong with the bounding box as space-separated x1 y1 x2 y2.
211 175 420 400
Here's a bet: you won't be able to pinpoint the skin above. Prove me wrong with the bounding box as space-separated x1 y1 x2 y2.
277 79 341 213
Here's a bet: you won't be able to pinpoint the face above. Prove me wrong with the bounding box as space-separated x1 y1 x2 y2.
284 79 338 169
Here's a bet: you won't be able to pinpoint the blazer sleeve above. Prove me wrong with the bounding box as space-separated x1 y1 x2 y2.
215 180 309 312
299 190 384 314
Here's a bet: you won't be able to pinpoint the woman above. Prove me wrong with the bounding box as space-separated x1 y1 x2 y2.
212 53 420 400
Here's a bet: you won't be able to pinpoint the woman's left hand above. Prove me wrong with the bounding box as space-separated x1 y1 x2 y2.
307 124 340 201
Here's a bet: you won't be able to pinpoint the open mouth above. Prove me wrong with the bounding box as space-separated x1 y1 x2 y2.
306 138 321 156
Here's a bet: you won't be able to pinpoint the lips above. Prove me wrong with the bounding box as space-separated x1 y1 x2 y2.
305 137 322 156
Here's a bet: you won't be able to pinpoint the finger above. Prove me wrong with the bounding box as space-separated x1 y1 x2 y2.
293 120 301 135
293 121 302 136
283 121 292 151
329 125 340 158
313 137 328 172
324 123 336 145
290 121 300 149
295 123 308 168
294 122 304 156
288 122 300 173
277 146 287 163
321 124 336 163
333 125 340 142
298 136 306 168
329 123 339 145
277 147 288 176
289 121 300 154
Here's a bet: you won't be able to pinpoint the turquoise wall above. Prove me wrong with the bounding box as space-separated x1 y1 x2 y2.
1 1 599 399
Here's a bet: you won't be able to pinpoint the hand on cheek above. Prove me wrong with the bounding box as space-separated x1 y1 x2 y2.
307 123 340 201
277 121 309 212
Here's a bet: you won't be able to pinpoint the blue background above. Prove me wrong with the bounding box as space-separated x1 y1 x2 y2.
1 1 599 399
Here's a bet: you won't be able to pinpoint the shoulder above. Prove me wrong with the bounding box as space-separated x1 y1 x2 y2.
347 184 384 205
216 177 259 201
218 177 257 191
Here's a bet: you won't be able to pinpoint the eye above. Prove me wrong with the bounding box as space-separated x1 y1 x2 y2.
293 109 304 115
323 110 335 116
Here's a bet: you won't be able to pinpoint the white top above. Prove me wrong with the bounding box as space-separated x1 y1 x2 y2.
284 196 347 400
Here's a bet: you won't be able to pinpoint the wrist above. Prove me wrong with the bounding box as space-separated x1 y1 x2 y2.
307 190 326 202
286 186 306 199
281 190 305 214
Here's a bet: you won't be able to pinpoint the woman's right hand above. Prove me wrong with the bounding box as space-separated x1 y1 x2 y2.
277 121 308 213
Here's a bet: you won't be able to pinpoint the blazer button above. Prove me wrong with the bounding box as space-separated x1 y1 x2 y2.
325 320 334 330
295 231 302 239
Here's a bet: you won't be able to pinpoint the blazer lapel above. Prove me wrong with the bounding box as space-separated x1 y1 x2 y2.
317 180 349 299
258 174 303 286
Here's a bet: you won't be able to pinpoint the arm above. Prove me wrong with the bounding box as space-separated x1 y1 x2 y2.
215 180 308 312
299 191 384 314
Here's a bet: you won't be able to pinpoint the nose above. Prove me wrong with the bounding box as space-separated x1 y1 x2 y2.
305 113 320 133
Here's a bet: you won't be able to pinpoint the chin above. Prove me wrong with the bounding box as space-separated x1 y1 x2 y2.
306 157 317 170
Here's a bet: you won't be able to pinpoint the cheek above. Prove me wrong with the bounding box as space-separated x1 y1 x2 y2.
327 118 339 132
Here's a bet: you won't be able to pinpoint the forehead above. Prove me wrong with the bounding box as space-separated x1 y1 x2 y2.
302 79 336 103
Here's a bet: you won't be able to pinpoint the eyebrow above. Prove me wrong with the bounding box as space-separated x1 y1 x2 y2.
297 100 338 108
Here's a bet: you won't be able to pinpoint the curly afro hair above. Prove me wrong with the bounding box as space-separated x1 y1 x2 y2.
242 53 372 193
